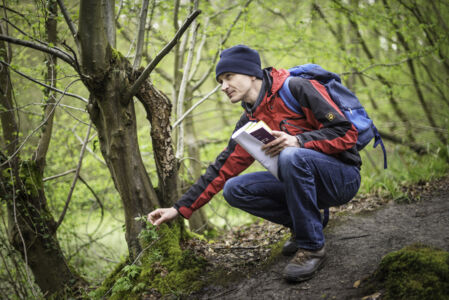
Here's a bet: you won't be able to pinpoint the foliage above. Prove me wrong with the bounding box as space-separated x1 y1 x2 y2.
367 244 449 300
90 220 207 299
0 0 448 297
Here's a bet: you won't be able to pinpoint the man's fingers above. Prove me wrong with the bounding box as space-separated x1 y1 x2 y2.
154 216 165 226
148 209 161 224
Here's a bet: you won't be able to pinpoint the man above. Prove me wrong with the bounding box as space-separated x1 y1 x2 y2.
148 45 361 282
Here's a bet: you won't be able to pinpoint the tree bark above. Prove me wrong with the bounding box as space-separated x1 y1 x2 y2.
135 78 180 208
76 0 197 258
0 14 86 297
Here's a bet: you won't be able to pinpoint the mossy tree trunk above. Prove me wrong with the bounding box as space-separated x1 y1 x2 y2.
78 0 183 258
0 10 86 297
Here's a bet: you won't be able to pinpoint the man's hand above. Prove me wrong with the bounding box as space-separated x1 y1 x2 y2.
147 207 179 226
261 131 300 156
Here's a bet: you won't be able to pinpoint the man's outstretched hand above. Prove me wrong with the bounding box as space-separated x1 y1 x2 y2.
147 207 179 226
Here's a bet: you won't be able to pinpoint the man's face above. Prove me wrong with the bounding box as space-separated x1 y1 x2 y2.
218 72 255 104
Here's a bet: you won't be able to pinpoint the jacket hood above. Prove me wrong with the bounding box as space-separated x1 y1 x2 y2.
267 67 290 95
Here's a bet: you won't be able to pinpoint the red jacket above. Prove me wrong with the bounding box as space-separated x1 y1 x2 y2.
174 68 361 219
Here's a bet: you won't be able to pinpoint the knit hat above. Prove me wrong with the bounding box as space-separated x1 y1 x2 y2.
215 45 263 82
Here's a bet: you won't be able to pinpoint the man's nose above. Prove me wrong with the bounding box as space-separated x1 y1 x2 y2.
221 81 228 91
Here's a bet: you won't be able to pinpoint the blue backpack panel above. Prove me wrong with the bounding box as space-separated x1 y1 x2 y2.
278 64 387 169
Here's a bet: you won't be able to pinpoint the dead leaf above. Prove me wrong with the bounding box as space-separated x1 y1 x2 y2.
362 292 381 300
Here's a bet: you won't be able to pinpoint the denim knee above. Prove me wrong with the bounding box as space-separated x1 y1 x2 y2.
278 147 311 178
223 177 238 207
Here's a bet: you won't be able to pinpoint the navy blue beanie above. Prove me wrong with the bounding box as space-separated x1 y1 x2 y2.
215 45 263 81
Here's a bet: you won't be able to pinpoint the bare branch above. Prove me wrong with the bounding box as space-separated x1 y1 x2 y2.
0 5 32 27
0 60 88 103
0 80 80 167
340 58 413 76
56 122 92 229
43 169 76 182
133 0 150 69
173 84 220 128
192 0 252 92
56 0 80 50
125 9 201 101
176 2 199 159
73 130 106 165
189 16 208 82
0 34 75 66
1 17 48 47
115 0 124 21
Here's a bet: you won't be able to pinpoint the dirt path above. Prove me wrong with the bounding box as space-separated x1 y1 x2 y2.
193 177 449 300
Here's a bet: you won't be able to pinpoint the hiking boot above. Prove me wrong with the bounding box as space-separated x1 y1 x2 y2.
282 228 299 256
282 245 326 282
282 237 300 256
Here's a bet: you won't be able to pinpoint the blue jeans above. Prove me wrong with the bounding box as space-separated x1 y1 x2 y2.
223 148 360 250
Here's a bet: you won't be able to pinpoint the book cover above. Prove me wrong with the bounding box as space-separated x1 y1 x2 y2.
231 121 279 179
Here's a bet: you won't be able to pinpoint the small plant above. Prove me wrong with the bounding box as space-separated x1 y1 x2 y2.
135 215 159 243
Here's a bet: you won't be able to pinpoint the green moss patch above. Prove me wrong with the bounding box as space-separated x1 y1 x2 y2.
366 244 449 300
90 223 207 299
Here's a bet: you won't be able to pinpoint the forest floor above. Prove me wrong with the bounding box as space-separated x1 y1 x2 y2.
166 176 449 299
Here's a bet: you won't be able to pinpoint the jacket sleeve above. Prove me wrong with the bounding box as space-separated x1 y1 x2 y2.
173 113 255 219
288 77 358 154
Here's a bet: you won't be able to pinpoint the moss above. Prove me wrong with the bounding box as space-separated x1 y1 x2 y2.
138 223 207 296
369 244 449 300
19 160 43 198
110 48 125 63
91 223 207 299
264 233 290 265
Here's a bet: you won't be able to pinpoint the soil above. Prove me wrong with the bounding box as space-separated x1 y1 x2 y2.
187 176 449 300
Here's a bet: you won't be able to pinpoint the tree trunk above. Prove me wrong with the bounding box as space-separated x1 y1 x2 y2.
0 16 85 296
79 0 181 258
84 55 158 258
2 161 86 297
136 78 180 208
184 93 212 233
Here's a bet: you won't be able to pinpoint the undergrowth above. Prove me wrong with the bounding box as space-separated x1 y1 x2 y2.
89 218 207 299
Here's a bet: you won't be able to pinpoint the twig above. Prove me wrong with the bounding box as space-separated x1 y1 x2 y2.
340 58 414 76
133 0 150 69
115 0 124 21
173 84 220 128
125 9 201 101
338 234 370 240
213 246 260 250
192 0 252 92
0 60 87 103
0 34 75 66
72 131 106 166
56 122 92 228
1 17 48 47
175 12 199 159
56 0 80 50
43 169 76 182
0 80 80 168
79 174 104 236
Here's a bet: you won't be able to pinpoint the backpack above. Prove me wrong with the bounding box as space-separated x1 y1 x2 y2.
278 63 387 169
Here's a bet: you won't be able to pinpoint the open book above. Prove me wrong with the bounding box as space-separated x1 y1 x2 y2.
232 121 279 179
